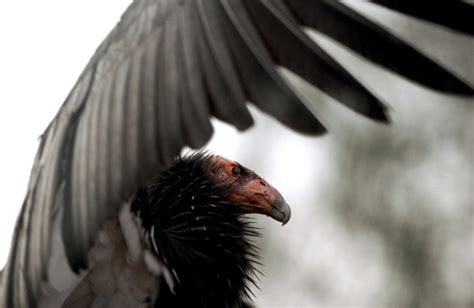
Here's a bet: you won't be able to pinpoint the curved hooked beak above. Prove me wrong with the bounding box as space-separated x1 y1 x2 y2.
228 177 292 225
270 199 292 225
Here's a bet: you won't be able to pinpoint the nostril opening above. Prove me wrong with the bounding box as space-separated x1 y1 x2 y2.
259 180 266 186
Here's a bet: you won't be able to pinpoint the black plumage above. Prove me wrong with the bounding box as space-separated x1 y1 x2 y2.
132 154 259 307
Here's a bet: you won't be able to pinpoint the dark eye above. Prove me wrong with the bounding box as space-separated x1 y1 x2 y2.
231 166 241 176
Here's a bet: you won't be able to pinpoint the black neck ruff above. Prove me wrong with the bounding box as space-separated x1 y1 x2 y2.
132 154 260 308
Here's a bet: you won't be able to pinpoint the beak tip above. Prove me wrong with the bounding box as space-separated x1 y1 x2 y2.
271 199 291 226
282 208 291 226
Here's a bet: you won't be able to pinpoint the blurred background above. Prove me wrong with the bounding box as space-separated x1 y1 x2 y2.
0 1 472 307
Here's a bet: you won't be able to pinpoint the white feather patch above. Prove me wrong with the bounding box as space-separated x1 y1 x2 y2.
119 202 143 264
39 201 163 307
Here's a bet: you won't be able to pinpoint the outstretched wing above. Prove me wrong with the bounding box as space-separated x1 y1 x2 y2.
1 1 472 307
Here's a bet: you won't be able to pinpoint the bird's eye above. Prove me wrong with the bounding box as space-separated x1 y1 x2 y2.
231 165 241 176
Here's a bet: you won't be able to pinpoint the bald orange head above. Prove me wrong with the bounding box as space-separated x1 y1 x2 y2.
205 155 291 225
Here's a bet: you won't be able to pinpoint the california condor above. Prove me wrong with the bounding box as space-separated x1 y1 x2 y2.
44 153 286 307
0 1 472 307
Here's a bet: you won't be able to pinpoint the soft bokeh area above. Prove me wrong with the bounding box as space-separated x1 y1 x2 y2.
0 1 472 307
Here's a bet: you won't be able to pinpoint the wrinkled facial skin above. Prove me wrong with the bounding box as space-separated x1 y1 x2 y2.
207 155 291 225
